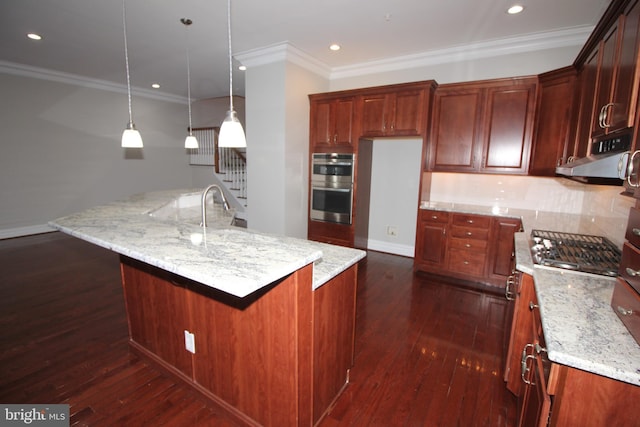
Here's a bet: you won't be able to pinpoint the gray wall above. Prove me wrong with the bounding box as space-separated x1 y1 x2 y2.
0 73 194 237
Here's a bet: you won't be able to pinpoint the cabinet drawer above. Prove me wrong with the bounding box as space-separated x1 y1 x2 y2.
449 237 488 251
421 209 449 224
611 278 640 346
625 207 640 248
619 242 640 294
448 248 486 276
450 225 489 241
452 213 491 228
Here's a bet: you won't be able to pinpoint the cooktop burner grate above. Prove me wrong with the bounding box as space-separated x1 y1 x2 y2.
530 229 621 277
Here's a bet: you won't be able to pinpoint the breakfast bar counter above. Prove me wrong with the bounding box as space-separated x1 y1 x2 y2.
49 189 366 427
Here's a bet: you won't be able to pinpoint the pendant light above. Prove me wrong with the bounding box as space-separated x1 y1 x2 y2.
121 0 143 148
218 0 246 148
182 18 198 149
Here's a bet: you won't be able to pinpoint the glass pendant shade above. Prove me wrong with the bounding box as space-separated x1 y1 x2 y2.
185 134 198 149
218 109 246 148
122 121 143 148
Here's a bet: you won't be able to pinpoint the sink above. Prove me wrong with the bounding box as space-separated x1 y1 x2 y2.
148 192 244 227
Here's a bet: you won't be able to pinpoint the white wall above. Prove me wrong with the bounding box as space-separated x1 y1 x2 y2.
0 72 195 238
244 54 328 237
366 139 423 257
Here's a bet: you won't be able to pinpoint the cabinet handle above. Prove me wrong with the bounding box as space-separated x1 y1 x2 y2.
617 305 634 316
603 103 615 128
466 231 473 236
618 151 632 180
505 275 516 301
598 105 606 128
625 267 640 277
529 301 538 311
467 219 474 224
627 150 640 188
463 261 469 265
431 215 438 220
633 228 640 236
465 243 471 248
521 343 535 385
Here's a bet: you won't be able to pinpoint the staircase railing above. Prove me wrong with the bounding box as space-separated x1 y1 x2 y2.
189 126 247 207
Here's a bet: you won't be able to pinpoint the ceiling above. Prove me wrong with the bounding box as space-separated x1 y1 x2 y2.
0 0 611 100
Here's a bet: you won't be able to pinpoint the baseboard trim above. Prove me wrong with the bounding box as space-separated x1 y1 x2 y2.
0 224 56 240
366 239 415 258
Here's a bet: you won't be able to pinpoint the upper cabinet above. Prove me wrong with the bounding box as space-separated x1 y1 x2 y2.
571 0 640 157
359 83 433 137
309 94 357 152
428 77 537 175
529 67 578 176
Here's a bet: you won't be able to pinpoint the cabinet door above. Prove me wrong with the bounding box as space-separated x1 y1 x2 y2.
360 93 388 136
120 259 193 376
391 89 426 135
488 218 521 281
482 81 536 174
505 273 535 396
610 0 640 132
591 24 620 139
310 97 355 149
429 88 484 172
518 353 552 427
529 68 577 176
573 46 600 159
417 222 447 266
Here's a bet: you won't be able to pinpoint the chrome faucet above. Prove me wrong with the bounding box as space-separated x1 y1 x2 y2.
201 184 230 228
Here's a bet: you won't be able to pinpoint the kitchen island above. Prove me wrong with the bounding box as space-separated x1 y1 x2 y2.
49 189 366 427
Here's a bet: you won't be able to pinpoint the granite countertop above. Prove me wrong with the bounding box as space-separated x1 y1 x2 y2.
49 189 366 298
514 233 640 386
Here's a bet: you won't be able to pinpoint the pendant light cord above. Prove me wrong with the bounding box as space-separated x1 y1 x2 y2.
122 0 133 124
227 0 234 112
184 19 194 134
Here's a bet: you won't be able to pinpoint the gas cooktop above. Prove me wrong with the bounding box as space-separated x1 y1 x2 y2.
530 229 621 277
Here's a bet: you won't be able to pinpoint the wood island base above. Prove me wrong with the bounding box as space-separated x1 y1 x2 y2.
119 256 358 426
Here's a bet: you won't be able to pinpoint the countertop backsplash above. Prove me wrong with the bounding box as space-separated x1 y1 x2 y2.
426 173 634 248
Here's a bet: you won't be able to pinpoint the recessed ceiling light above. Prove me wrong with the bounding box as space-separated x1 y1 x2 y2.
507 4 524 14
238 65 246 71
151 83 160 89
27 33 42 41
329 44 341 51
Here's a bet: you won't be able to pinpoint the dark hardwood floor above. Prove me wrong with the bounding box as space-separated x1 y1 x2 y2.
0 232 516 426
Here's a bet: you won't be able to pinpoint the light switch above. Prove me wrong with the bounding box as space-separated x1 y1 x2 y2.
184 330 196 354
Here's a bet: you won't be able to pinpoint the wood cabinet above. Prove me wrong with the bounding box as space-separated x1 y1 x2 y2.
120 256 358 426
506 270 640 426
414 210 521 291
428 77 537 175
571 0 640 158
529 67 578 176
360 84 430 137
309 95 356 152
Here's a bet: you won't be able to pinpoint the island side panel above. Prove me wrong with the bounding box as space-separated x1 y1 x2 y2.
188 263 314 427
120 258 193 377
312 263 358 423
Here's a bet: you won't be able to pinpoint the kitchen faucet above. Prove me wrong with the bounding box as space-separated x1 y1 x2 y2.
201 184 230 228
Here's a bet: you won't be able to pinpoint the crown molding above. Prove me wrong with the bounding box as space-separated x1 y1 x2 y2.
330 25 594 80
236 43 332 79
0 60 188 104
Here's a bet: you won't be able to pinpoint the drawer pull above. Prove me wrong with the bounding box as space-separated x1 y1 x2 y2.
467 219 474 224
465 243 471 248
466 231 472 236
617 306 634 316
633 228 640 236
529 301 538 311
463 261 469 265
431 215 438 220
625 267 640 277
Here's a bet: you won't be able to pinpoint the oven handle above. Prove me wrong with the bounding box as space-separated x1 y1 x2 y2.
312 185 352 193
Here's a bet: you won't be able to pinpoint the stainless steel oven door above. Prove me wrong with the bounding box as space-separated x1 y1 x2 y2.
310 184 353 225
311 153 355 186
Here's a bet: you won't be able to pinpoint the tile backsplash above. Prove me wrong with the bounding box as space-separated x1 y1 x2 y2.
426 172 634 247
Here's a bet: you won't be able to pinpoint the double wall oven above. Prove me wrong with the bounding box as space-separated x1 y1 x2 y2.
310 153 355 225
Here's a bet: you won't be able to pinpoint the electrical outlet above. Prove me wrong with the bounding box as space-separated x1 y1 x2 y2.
184 330 196 354
387 226 398 236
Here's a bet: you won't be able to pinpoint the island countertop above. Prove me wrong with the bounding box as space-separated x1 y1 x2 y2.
49 189 366 298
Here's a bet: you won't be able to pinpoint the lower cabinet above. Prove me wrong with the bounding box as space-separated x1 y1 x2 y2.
120 256 358 426
505 272 640 426
414 209 521 290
